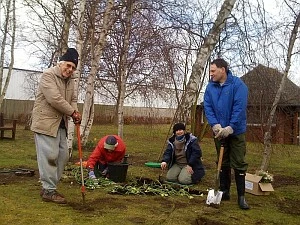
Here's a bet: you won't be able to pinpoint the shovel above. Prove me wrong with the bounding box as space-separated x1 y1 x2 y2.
76 123 86 204
206 141 225 206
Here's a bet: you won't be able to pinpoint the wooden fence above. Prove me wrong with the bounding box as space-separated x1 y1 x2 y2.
1 99 176 124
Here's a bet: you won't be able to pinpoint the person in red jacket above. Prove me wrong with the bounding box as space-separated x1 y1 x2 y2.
87 135 126 179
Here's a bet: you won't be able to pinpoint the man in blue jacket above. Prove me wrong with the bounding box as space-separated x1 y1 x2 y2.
204 58 250 210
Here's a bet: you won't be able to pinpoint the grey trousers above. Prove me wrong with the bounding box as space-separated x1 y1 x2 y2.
166 163 192 185
34 128 69 191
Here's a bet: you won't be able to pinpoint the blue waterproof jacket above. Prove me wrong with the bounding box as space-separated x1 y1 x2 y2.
162 133 205 184
204 70 248 135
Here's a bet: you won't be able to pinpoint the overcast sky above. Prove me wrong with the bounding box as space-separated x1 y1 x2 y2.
11 0 300 85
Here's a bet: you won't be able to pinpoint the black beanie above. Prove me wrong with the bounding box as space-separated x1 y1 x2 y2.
173 122 186 134
59 48 79 67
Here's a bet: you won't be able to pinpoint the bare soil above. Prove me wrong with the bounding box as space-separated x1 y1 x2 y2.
1 167 299 224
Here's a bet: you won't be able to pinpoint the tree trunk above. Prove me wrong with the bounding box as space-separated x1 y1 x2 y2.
81 0 115 145
67 0 86 158
176 0 237 123
117 0 134 138
0 0 16 111
260 12 300 171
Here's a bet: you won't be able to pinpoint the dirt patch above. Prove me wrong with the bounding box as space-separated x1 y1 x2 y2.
128 217 147 224
272 174 300 188
68 196 127 213
0 167 37 185
276 199 300 215
192 216 228 225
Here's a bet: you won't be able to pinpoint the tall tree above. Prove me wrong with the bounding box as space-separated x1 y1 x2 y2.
80 0 116 145
0 0 16 110
67 0 87 157
116 0 134 137
176 0 237 123
260 9 300 171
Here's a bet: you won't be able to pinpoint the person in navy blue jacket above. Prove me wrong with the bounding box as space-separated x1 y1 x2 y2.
161 123 205 185
204 58 250 210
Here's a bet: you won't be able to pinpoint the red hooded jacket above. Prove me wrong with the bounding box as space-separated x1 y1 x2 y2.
87 135 126 169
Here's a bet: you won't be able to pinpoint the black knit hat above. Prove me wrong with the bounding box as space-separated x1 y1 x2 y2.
60 48 79 67
173 122 186 134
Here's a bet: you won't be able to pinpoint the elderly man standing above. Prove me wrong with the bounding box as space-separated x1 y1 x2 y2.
31 48 81 204
204 58 250 210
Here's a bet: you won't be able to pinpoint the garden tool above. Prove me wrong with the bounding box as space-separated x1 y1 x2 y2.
158 168 166 183
76 123 86 204
206 142 225 206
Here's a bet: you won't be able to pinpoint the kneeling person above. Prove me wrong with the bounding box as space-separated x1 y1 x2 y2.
87 135 126 179
161 123 205 185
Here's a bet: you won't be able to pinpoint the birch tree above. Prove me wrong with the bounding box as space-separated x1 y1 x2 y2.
260 9 300 171
80 0 116 145
116 0 134 137
67 0 86 157
176 0 237 123
0 0 16 110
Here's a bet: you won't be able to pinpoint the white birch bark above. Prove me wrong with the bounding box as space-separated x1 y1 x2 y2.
0 0 16 110
117 0 134 138
260 12 300 171
81 0 115 145
176 0 237 123
67 0 86 157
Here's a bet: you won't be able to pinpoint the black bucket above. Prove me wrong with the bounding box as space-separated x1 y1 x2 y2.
107 162 129 182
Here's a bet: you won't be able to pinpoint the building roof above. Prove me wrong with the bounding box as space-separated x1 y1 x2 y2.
241 64 300 106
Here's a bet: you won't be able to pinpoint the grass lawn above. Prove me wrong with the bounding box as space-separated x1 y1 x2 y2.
0 124 299 225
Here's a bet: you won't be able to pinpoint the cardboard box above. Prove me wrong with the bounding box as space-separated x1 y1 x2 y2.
245 173 274 195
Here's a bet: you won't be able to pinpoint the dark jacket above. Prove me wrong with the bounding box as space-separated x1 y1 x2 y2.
162 133 205 184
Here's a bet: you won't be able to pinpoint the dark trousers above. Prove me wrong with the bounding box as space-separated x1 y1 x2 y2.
214 133 248 171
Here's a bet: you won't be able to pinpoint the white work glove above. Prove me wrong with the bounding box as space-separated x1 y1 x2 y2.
88 170 96 179
212 124 222 135
215 126 233 139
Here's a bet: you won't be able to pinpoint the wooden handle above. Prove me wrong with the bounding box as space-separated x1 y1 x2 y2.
76 124 83 159
217 145 224 172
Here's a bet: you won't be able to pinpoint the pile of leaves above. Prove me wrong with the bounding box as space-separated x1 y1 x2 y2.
70 167 204 199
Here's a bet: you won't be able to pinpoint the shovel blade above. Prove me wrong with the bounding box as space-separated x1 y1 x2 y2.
206 189 223 205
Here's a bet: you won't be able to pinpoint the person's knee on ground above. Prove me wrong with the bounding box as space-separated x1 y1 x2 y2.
166 164 181 182
178 176 192 185
177 167 193 185
166 171 179 182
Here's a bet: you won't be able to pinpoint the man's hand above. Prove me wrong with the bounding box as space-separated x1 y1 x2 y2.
161 162 167 170
215 126 233 139
212 124 222 135
88 170 96 179
71 111 81 124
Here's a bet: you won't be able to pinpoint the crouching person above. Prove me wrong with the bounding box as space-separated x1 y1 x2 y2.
161 123 205 185
87 135 126 179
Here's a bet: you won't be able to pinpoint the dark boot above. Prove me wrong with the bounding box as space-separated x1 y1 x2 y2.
220 167 231 201
235 170 250 210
